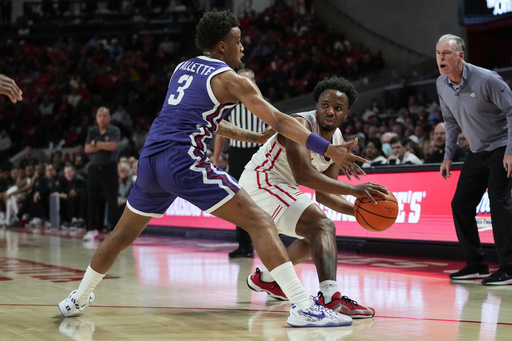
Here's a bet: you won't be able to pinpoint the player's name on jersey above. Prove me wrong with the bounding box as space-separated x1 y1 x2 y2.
178 61 215 75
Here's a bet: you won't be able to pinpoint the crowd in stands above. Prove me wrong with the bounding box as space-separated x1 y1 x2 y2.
1 1 492 229
0 148 137 229
0 1 386 164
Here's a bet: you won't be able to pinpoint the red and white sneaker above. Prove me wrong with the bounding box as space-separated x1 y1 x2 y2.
318 292 375 319
247 268 288 301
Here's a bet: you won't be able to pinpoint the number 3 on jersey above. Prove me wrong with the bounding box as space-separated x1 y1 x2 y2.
168 75 193 105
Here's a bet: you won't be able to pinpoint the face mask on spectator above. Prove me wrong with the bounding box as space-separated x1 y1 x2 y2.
382 143 392 156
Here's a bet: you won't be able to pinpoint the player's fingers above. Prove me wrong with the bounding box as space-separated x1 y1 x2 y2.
343 168 352 181
353 155 369 164
367 194 378 205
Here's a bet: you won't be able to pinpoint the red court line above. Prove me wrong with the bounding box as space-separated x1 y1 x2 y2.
3 304 512 326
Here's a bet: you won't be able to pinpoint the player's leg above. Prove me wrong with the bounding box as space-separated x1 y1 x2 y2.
59 207 152 317
294 206 375 318
212 189 352 327
59 154 174 318
295 204 338 282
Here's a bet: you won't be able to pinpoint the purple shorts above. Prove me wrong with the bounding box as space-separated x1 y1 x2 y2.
127 144 240 217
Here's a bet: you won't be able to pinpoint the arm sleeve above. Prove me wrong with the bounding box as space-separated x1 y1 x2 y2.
486 74 512 155
438 93 461 160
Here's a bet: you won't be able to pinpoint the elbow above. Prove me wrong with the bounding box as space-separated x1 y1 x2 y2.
294 174 310 187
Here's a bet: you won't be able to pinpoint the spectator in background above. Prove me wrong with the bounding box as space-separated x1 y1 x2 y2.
380 132 397 158
0 166 12 222
109 38 124 60
404 135 424 161
129 157 138 182
362 138 387 167
83 106 121 241
387 136 423 165
15 163 45 226
27 163 63 228
60 163 87 229
457 132 470 156
3 166 31 226
51 150 65 174
0 129 12 163
18 146 39 168
117 161 133 212
424 122 465 164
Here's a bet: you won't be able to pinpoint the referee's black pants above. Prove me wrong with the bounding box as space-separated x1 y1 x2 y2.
229 146 259 251
87 163 120 231
452 146 512 271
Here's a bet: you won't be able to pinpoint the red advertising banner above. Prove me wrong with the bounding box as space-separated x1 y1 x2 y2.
149 169 495 244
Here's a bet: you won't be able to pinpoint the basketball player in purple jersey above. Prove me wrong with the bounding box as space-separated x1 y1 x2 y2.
59 10 367 327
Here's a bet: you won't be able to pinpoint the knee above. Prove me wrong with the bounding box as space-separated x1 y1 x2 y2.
306 216 336 238
241 210 275 235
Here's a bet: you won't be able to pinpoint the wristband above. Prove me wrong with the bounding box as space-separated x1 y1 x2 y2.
306 133 330 155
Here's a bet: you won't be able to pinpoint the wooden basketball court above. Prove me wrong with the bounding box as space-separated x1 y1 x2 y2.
1 226 511 340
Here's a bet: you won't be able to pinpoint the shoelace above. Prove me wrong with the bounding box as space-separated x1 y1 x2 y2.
339 295 362 308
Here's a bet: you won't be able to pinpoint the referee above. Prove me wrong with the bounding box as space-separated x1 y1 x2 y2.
212 68 267 258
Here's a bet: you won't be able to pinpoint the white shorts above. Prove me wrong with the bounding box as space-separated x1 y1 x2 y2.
239 169 315 239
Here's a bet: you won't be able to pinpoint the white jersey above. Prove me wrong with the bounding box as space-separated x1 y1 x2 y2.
244 110 343 184
240 110 343 238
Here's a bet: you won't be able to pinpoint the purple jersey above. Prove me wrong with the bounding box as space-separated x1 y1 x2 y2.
127 56 241 215
140 56 237 159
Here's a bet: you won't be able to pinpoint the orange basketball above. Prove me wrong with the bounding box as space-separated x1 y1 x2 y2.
354 192 398 232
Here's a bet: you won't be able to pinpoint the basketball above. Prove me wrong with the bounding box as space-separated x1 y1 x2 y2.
354 192 399 232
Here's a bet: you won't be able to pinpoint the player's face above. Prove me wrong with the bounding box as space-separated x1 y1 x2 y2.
436 39 464 81
316 89 349 132
221 27 244 70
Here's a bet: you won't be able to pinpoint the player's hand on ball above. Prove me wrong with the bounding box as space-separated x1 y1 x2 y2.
352 182 388 204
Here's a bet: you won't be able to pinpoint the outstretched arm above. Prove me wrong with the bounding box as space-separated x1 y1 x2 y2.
216 120 275 144
285 129 388 208
211 72 368 178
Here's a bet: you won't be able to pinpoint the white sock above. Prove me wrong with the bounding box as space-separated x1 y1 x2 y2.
259 268 275 283
270 262 313 310
319 280 338 303
76 265 106 306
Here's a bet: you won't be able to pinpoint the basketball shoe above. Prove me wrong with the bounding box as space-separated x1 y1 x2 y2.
449 263 490 280
58 290 95 317
247 268 288 301
318 292 375 318
482 267 512 285
286 298 353 327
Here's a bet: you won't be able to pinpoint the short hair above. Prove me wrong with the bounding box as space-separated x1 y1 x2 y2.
389 136 403 146
195 10 240 51
367 138 382 152
438 34 465 53
312 76 359 109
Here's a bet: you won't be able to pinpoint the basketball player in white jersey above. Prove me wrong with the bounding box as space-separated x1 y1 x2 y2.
239 76 388 318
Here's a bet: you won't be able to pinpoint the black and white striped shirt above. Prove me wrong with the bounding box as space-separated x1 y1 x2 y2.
227 102 267 149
